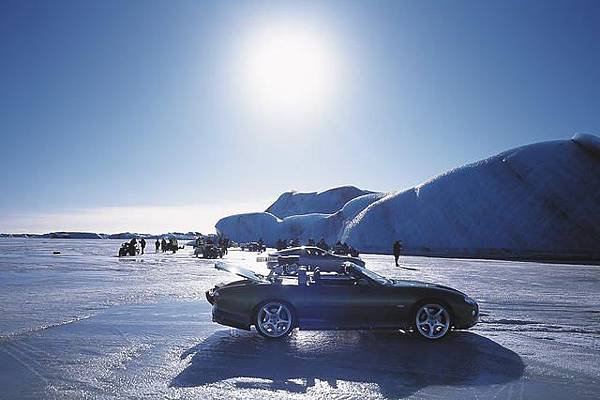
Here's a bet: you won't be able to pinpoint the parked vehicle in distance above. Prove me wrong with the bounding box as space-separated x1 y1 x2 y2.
240 242 266 252
257 246 365 273
195 243 223 259
206 262 479 340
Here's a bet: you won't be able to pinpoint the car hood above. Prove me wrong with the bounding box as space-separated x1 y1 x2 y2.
390 279 465 295
215 262 268 283
214 278 255 290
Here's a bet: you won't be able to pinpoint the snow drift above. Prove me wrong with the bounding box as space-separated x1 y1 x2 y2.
216 134 600 260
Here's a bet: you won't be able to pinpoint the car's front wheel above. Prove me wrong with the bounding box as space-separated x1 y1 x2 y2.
414 303 451 340
255 301 295 338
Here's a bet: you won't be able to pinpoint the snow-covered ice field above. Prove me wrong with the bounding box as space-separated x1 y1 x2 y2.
0 238 598 399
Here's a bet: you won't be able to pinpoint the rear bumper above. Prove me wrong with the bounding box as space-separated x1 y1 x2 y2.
212 306 251 330
206 287 251 330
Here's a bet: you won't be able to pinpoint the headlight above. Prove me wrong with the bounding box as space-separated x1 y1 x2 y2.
464 295 477 306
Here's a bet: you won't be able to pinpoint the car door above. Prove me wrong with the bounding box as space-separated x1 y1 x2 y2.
292 278 381 329
330 280 390 329
354 284 411 328
291 278 353 329
313 279 410 330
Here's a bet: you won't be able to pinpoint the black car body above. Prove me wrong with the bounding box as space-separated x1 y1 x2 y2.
258 246 365 273
207 262 478 340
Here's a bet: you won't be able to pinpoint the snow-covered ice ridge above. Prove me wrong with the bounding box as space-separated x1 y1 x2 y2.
265 185 375 218
216 134 600 260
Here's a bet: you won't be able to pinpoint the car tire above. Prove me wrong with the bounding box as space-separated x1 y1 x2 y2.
255 301 296 339
413 302 452 340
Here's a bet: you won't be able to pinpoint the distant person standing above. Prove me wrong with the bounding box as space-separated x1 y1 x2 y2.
258 238 264 253
393 240 403 267
161 238 167 252
129 238 138 255
140 238 146 254
155 239 160 252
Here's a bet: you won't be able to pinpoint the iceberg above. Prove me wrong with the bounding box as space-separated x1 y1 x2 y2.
265 186 373 218
216 134 600 261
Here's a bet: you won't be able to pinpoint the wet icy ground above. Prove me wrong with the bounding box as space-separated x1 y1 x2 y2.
0 238 598 399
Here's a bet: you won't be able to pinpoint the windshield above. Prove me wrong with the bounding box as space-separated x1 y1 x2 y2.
277 248 298 256
349 263 391 286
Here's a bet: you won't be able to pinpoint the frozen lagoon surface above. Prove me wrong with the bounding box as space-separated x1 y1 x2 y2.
0 239 598 399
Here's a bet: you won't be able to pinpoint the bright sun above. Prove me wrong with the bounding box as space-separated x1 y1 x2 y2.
236 23 340 121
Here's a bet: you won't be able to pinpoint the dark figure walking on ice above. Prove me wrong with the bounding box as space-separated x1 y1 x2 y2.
155 239 160 252
393 240 402 267
140 238 146 254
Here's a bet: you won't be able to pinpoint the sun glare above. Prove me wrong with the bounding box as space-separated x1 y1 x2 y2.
236 23 340 121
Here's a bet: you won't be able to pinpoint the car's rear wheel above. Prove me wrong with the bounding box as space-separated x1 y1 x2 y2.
255 301 295 338
414 303 451 340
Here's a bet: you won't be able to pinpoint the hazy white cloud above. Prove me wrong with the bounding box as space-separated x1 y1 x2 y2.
0 201 267 234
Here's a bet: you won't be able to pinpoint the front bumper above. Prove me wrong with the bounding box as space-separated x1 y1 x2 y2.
454 302 479 329
205 289 216 305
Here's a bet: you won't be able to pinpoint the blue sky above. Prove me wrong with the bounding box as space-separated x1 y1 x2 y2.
1 0 599 233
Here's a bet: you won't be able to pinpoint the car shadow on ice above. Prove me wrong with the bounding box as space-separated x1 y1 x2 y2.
170 329 524 398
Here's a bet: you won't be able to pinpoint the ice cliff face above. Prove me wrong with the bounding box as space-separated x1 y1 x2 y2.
216 134 600 260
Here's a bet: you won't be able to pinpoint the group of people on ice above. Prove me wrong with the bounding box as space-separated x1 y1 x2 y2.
118 237 147 257
194 235 230 259
118 233 404 266
332 241 360 257
118 237 180 257
155 237 179 253
275 238 300 250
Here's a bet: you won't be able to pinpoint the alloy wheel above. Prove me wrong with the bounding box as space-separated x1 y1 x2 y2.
256 302 294 338
415 303 451 340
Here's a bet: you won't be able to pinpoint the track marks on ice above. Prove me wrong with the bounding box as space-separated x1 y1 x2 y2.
478 318 600 335
0 314 94 342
